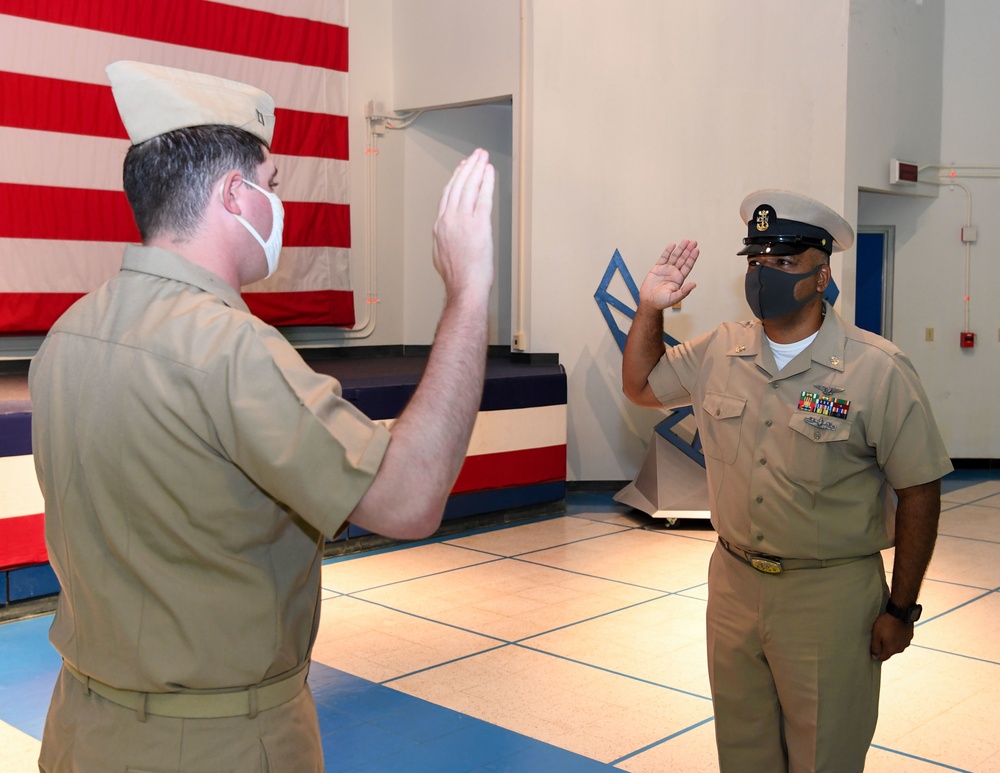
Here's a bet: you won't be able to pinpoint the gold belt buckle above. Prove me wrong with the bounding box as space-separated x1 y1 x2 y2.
749 556 783 574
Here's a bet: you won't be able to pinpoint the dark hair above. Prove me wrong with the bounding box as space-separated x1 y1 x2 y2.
122 125 267 242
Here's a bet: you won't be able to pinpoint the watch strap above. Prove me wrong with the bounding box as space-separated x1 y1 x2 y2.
885 599 922 624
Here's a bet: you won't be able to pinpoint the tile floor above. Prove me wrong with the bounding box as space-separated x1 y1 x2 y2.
1 473 999 771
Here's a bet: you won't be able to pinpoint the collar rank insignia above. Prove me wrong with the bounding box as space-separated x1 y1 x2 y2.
830 356 841 366
805 416 837 431
735 344 746 353
813 384 844 396
799 390 851 419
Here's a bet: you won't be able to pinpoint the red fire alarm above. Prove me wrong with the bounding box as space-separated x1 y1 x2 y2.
960 331 976 348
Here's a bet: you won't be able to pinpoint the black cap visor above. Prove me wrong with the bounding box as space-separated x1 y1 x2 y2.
738 234 832 257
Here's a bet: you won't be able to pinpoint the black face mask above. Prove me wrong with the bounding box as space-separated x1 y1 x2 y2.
744 264 823 320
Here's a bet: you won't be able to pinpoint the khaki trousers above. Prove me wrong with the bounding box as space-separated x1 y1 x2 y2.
706 543 887 773
38 666 324 772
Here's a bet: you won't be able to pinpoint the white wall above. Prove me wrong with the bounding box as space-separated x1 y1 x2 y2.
352 0 994 477
857 0 1000 458
400 104 513 346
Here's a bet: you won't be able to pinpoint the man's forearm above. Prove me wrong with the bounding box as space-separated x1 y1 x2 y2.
349 291 489 539
622 301 666 407
890 479 941 606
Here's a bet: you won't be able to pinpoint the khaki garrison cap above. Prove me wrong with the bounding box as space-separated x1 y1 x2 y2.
106 60 276 146
738 189 854 257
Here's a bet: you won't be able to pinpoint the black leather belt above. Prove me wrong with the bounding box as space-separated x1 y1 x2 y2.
717 536 870 574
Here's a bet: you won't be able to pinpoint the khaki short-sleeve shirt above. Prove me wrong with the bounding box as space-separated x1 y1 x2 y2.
648 305 952 559
29 246 390 692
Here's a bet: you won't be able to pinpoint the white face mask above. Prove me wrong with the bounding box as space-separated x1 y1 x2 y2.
225 179 285 278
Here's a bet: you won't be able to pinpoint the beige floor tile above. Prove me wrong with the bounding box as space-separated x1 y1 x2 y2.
569 509 650 527
616 720 719 773
443 515 630 556
353 557 662 641
916 588 1000 662
320 541 495 594
526 595 711 697
939 502 1000 541
940 479 1000 504
526 528 716 593
883 533 1000 592
864 746 962 771
0 721 40 773
311 596 501 683
876 644 999 772
391 646 711 764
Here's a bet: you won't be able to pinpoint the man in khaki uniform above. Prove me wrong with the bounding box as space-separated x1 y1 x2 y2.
622 191 952 773
30 61 496 771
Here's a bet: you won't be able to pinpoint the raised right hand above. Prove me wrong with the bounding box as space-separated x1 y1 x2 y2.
431 148 496 301
639 240 699 310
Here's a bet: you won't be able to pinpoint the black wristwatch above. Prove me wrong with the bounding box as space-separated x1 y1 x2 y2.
885 599 922 624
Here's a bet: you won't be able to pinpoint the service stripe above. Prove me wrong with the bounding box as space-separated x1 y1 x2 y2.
453 445 568 495
0 513 47 568
0 1 347 71
0 455 43 518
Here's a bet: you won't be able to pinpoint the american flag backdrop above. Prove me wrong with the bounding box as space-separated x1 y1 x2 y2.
0 0 354 333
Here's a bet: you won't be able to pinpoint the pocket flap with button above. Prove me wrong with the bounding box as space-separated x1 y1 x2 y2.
700 391 746 464
702 391 746 421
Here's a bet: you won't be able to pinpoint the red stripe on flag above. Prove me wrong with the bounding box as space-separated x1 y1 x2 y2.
244 290 355 327
0 71 125 139
0 289 356 332
0 0 347 71
0 293 84 333
0 72 348 159
0 513 48 570
0 184 349 247
284 201 351 249
0 184 140 242
451 445 568 495
272 109 348 160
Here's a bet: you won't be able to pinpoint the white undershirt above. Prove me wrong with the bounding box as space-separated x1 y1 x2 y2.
766 331 818 370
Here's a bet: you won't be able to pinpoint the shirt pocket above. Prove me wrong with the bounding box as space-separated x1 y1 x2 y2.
700 391 746 465
787 413 854 485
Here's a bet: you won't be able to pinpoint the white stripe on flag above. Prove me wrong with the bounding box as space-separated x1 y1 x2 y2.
0 127 126 191
0 241 351 293
0 128 350 205
0 240 121 293
207 0 347 27
243 247 352 293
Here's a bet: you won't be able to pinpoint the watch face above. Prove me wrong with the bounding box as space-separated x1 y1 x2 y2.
908 604 923 623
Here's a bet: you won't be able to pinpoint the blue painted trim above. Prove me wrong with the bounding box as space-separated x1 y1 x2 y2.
0 411 32 457
1 571 7 606
7 563 60 602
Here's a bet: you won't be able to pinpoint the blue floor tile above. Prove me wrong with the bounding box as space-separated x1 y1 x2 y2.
310 662 620 772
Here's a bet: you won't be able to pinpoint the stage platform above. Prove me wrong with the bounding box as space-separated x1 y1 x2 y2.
0 349 567 612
